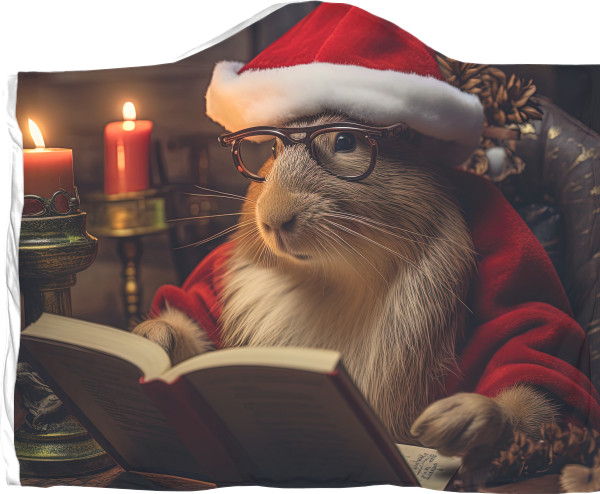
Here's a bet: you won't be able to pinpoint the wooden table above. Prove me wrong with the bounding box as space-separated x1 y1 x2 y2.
20 467 559 492
484 475 561 493
21 464 215 490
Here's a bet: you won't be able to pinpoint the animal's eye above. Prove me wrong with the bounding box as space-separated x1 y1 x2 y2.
334 133 357 153
271 143 278 158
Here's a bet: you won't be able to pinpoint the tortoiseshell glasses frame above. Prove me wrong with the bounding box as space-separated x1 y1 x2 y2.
218 121 410 182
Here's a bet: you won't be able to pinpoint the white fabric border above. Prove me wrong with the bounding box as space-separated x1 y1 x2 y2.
2 1 600 493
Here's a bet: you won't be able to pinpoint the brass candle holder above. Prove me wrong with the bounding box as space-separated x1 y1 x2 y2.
16 188 113 477
85 187 172 327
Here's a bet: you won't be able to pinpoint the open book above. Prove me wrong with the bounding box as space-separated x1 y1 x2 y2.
20 313 460 488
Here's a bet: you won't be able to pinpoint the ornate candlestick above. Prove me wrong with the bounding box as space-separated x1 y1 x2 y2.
85 187 171 327
16 188 113 477
20 189 97 324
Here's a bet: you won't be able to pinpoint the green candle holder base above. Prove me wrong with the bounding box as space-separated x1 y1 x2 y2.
17 189 111 477
16 415 114 478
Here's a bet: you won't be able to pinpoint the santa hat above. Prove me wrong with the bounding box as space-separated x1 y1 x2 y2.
206 3 484 163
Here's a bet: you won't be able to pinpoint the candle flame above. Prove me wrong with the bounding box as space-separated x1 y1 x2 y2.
28 119 46 148
122 102 136 121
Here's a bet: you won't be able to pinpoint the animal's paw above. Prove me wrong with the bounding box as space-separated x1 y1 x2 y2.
410 392 512 457
132 318 179 354
132 307 214 364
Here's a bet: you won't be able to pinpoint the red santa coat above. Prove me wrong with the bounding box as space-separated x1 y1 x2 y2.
151 170 600 428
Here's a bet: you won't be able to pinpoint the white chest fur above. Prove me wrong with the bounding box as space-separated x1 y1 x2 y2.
220 256 386 369
218 254 458 442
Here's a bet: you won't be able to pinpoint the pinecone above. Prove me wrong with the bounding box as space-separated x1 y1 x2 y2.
490 423 599 483
436 55 488 93
461 148 489 176
436 53 542 183
479 69 542 126
506 74 544 123
451 422 600 491
489 431 552 482
458 137 526 182
436 53 542 127
479 67 507 125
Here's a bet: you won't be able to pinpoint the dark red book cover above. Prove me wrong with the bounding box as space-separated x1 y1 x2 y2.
140 376 245 484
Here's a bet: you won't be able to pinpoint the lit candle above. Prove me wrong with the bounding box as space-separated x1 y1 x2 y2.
23 119 74 214
104 102 152 195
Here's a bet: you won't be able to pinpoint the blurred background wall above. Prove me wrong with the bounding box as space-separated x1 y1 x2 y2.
15 1 600 329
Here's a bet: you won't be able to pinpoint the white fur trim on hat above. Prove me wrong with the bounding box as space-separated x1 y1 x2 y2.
206 61 484 151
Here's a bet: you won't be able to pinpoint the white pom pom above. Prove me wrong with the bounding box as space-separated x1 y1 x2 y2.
485 146 506 178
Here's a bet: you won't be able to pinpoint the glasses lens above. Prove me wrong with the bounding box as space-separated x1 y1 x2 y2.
238 136 280 178
311 130 374 179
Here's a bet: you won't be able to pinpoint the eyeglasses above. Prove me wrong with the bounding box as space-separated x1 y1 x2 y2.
218 122 409 182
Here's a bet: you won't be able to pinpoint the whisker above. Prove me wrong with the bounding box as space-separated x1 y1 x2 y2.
233 231 261 264
182 192 257 205
318 229 376 293
327 213 431 248
193 185 257 204
321 224 389 289
257 238 272 268
233 226 261 253
312 234 339 289
174 219 255 250
246 224 271 268
326 219 471 313
329 212 465 285
168 212 253 223
328 212 477 254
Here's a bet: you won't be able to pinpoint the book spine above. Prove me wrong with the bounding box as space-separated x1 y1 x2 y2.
140 376 244 483
328 369 419 486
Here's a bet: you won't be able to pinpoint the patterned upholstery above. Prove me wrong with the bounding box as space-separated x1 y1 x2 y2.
499 96 600 390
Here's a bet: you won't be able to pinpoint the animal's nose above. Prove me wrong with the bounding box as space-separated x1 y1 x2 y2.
257 184 302 235
261 214 297 233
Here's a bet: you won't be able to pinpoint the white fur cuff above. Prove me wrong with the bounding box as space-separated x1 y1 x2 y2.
206 61 484 152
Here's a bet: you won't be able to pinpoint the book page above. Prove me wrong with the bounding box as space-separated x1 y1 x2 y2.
22 337 207 479
183 365 415 486
397 444 461 491
21 313 171 379
162 345 340 382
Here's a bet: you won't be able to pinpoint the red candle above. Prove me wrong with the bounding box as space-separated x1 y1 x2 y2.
23 119 74 214
104 102 152 194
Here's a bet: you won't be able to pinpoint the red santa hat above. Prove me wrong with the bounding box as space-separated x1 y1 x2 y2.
206 2 484 164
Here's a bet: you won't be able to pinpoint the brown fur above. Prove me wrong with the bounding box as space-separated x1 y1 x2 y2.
134 113 556 453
